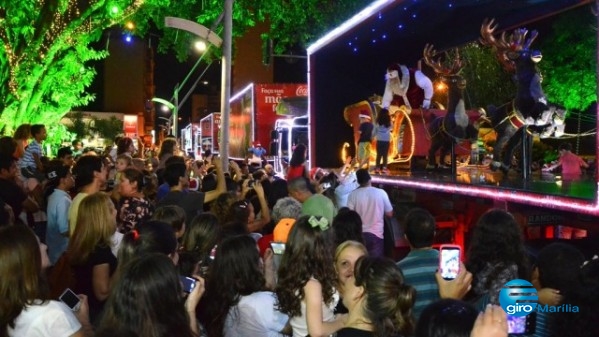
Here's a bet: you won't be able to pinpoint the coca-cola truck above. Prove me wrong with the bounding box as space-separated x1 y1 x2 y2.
180 123 200 158
200 112 220 155
228 83 308 160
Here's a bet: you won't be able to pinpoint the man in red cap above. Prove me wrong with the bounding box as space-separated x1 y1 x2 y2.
248 140 267 167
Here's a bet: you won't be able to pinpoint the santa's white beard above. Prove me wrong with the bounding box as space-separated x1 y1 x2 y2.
388 78 405 96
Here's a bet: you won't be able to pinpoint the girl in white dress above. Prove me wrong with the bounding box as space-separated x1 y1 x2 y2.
276 215 347 337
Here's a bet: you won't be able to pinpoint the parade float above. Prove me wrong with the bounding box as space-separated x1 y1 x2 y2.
307 0 598 245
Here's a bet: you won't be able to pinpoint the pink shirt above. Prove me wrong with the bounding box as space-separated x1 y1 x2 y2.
559 152 586 177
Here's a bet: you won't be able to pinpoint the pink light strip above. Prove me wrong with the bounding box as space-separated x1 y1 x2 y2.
373 176 599 216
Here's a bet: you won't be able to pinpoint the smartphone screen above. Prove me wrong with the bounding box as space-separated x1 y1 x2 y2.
59 288 81 311
508 313 536 335
180 276 197 293
508 315 526 334
439 245 461 280
270 242 286 255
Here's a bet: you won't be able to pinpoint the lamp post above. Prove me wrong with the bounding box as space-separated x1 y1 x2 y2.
164 8 231 166
163 17 223 140
151 98 176 135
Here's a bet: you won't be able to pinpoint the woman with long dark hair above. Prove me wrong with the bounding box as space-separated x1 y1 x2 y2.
466 209 530 306
202 235 286 337
96 253 204 337
286 144 308 181
373 109 392 174
276 215 346 337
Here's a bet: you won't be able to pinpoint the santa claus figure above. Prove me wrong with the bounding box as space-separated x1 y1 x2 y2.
382 62 433 110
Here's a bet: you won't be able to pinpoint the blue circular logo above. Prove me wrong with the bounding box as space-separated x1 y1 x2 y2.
499 279 538 317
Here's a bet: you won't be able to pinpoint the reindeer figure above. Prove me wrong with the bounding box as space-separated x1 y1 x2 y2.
424 44 478 169
480 19 563 173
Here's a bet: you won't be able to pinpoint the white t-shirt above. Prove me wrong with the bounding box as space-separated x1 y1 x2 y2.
224 291 288 337
334 172 359 208
8 300 81 337
347 186 393 238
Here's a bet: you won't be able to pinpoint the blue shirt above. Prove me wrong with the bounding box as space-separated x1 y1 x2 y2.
46 189 71 265
397 248 440 320
156 182 170 201
19 139 42 169
249 146 267 157
374 124 392 142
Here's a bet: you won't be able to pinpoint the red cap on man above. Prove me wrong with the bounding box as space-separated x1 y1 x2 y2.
358 110 371 120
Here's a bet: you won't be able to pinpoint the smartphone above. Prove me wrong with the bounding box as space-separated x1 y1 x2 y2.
270 242 286 273
439 244 461 280
270 242 286 255
180 276 197 293
59 288 81 311
507 312 536 335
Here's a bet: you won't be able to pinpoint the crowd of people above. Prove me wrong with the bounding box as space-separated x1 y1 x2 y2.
0 125 597 337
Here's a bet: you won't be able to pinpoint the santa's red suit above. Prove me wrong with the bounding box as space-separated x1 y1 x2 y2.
382 64 433 110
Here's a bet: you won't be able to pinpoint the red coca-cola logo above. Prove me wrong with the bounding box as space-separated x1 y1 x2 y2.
296 86 308 96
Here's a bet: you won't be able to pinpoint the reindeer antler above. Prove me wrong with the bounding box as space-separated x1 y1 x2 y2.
423 44 464 76
480 18 515 72
480 18 539 73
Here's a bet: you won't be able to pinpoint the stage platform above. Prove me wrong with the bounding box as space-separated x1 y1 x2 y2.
371 163 599 216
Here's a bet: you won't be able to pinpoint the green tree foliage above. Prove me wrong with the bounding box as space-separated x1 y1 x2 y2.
0 0 143 133
91 115 123 142
67 111 89 140
538 7 596 113
130 0 372 60
46 124 76 157
0 0 377 135
460 42 516 109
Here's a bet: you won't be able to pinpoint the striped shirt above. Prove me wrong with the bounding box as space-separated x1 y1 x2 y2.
19 139 42 169
397 248 440 320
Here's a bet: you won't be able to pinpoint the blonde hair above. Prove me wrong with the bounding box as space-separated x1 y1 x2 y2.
68 193 115 265
335 240 368 263
116 154 133 166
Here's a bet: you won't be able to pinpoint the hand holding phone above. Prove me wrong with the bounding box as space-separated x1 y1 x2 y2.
439 244 461 280
59 288 82 311
508 313 536 335
180 276 198 293
270 242 286 255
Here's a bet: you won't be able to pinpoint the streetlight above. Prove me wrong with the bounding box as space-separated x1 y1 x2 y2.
162 17 224 140
163 8 231 164
151 97 176 135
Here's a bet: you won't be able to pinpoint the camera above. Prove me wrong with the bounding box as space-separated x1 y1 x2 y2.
247 179 255 188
